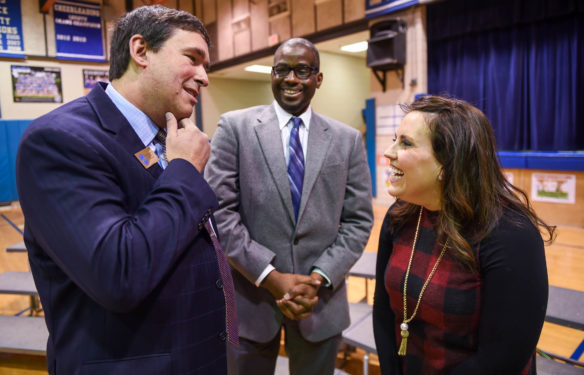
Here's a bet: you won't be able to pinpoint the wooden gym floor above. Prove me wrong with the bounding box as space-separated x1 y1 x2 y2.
1 202 583 374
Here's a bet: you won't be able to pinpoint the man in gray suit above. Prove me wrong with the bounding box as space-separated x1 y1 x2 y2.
205 38 373 375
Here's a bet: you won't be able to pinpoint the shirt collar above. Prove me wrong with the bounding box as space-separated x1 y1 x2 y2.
105 83 160 147
273 101 312 131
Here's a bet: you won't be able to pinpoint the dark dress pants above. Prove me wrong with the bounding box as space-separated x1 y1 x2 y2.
227 318 342 375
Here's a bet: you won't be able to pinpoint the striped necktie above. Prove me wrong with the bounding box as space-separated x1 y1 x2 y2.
154 129 168 165
287 117 304 221
154 129 239 346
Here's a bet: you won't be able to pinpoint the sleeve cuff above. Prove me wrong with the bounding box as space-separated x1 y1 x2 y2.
312 267 332 288
255 264 275 286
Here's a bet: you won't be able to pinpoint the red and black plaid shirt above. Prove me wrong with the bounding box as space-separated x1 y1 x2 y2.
373 206 545 374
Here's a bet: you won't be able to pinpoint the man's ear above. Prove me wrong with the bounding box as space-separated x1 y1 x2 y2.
128 34 148 69
315 72 323 89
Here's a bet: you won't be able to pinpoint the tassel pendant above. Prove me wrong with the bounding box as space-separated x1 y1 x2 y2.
398 323 409 356
398 208 448 358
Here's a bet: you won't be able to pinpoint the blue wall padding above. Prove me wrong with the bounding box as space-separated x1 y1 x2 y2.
1 118 583 204
498 151 584 171
0 120 32 202
364 98 376 197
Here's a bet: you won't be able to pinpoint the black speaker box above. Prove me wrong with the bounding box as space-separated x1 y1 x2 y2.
367 19 407 70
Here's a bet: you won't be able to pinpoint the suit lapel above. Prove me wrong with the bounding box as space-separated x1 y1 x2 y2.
87 83 163 179
299 113 331 219
254 107 295 223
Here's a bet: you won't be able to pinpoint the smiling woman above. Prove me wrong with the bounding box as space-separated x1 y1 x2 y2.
373 95 556 375
384 110 442 211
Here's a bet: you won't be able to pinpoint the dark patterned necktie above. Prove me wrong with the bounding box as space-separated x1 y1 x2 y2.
287 117 304 221
154 129 239 346
154 129 168 165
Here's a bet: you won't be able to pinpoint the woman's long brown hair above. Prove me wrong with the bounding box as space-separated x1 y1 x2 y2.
389 95 555 269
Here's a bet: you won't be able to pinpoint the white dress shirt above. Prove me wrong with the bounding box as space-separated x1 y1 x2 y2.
254 101 331 288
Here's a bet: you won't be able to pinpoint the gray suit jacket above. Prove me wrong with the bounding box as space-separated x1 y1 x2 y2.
205 104 373 343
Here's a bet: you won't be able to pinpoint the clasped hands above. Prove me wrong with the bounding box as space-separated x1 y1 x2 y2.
262 270 323 320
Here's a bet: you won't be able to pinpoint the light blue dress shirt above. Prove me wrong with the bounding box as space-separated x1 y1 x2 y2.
105 83 167 168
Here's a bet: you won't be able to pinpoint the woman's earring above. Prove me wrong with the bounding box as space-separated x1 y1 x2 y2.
438 172 443 181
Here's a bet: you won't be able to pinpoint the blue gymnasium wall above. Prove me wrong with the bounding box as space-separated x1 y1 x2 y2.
0 120 32 202
2 119 584 203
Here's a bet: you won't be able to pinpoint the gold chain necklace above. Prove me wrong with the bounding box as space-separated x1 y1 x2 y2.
398 206 449 357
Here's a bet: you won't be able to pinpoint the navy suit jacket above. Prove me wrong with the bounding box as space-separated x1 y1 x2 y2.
16 83 228 375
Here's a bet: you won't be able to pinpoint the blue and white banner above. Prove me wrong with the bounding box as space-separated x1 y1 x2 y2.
53 0 105 61
0 0 25 58
366 0 419 19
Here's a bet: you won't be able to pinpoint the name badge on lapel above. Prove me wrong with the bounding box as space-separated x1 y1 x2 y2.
134 147 159 169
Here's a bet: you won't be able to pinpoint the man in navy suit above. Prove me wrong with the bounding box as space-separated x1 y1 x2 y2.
16 6 233 375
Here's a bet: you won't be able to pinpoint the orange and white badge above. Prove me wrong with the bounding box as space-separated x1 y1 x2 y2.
134 147 159 169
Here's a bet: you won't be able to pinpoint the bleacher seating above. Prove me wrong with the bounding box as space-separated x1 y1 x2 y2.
0 315 47 355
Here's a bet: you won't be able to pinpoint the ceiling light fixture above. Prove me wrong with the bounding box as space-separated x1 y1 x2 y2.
340 41 368 53
244 65 272 74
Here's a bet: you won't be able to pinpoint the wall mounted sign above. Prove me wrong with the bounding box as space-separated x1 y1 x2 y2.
82 68 108 94
376 104 404 135
531 172 576 204
11 65 63 103
53 0 105 61
0 0 25 58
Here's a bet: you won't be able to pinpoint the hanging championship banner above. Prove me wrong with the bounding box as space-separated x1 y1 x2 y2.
0 0 25 58
366 0 419 19
53 0 105 61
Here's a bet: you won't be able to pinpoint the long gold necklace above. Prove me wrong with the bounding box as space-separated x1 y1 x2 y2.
398 206 449 357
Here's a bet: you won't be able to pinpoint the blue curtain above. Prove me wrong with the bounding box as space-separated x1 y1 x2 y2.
427 0 584 151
